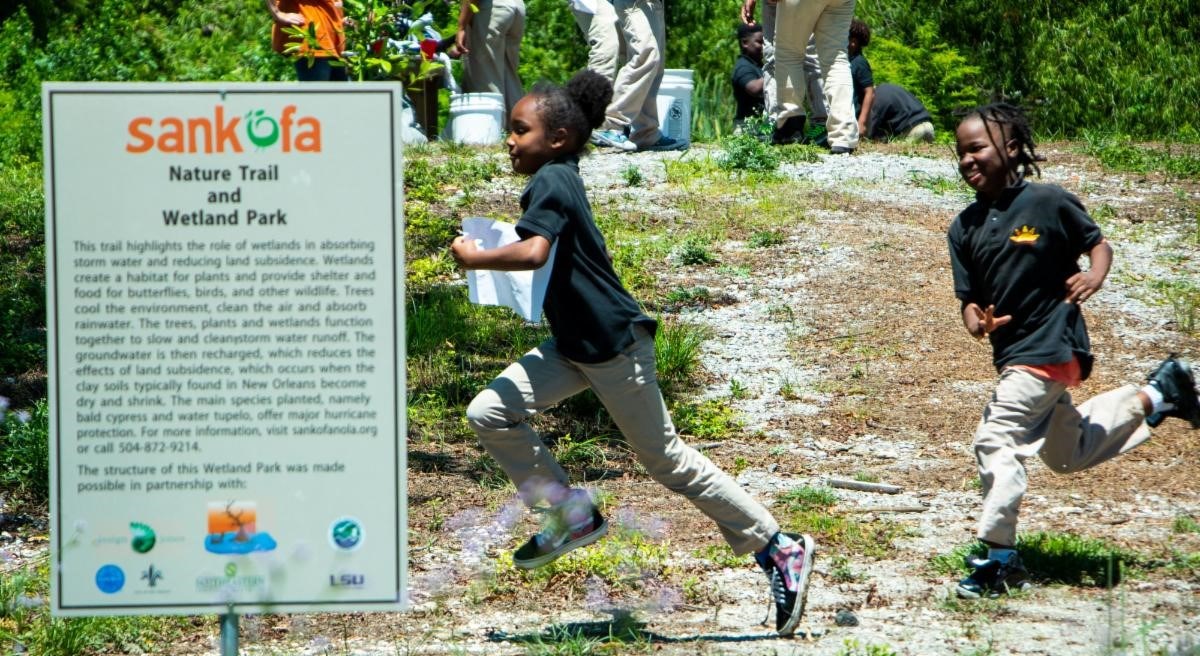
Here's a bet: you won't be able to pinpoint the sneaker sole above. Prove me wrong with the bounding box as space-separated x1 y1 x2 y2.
955 583 984 600
512 517 608 570
777 532 815 637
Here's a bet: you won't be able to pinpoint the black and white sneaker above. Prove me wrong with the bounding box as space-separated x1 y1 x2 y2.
1146 355 1200 429
755 532 816 636
956 553 1032 599
512 506 607 570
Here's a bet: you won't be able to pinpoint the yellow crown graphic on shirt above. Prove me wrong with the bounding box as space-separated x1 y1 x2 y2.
1009 225 1040 244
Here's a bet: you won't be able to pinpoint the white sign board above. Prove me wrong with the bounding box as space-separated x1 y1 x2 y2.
43 83 406 616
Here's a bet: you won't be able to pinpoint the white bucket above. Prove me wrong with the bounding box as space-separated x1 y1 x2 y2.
656 68 694 143
448 92 504 145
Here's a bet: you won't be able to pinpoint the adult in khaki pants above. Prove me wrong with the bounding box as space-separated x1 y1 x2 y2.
456 0 526 122
569 0 622 83
772 0 858 153
594 0 685 151
741 0 828 144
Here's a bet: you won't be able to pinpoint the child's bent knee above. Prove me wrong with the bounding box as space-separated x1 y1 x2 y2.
465 389 511 432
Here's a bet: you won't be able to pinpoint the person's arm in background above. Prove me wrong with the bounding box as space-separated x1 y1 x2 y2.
740 0 756 24
745 76 764 97
858 85 874 138
456 0 474 54
263 0 305 26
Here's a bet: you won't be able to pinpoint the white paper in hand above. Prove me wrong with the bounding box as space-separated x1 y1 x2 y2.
462 217 557 322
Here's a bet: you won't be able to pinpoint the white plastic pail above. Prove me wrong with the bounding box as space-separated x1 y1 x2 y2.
656 69 694 143
448 92 504 145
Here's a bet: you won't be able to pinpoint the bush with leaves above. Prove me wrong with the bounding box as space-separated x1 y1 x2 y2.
0 399 49 503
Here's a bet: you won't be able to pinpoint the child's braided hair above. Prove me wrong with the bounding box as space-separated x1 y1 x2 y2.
968 102 1041 179
530 69 613 155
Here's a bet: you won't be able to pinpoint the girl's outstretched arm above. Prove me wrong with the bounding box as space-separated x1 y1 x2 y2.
1065 238 1112 304
450 235 552 271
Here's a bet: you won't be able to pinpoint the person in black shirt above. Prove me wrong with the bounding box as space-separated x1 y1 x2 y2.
865 83 934 143
948 103 1200 600
732 23 766 131
450 69 818 636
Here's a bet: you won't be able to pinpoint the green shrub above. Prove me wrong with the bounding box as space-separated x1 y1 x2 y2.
865 25 981 134
0 399 49 502
718 132 779 172
0 159 46 376
675 236 717 266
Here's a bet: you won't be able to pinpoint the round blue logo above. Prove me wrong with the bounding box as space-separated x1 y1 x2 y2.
330 518 363 551
95 564 125 594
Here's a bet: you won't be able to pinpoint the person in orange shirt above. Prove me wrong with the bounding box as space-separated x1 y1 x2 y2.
265 0 348 81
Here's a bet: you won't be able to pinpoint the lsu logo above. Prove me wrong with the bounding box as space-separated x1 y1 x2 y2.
1009 225 1040 245
126 105 321 154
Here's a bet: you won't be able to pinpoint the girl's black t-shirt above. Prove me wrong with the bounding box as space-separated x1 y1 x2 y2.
515 155 656 363
947 181 1104 380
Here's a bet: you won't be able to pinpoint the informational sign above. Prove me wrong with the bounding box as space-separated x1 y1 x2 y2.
43 83 406 616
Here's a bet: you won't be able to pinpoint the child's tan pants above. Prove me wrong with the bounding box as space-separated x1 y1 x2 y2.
466 327 779 554
974 368 1150 546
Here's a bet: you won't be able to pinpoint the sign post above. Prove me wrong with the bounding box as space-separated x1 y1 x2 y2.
43 83 406 619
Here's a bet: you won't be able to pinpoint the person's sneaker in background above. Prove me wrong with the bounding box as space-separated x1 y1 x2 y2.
1145 355 1200 428
641 134 689 152
771 115 805 145
590 129 637 151
755 532 816 636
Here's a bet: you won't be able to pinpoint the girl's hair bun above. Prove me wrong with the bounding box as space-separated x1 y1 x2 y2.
565 69 613 130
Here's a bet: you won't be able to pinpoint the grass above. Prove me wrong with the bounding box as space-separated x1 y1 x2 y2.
508 524 670 589
1082 131 1200 180
748 229 785 248
654 319 709 393
1172 515 1200 534
674 236 716 266
0 399 48 502
930 531 1143 588
775 486 906 559
0 559 191 655
836 638 899 656
621 164 644 187
671 398 739 440
691 544 745 569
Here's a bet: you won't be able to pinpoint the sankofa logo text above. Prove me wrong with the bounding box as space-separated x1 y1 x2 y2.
126 106 321 154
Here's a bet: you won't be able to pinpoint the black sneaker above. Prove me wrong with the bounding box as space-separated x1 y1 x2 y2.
1146 355 1200 428
755 532 816 636
772 116 806 145
956 554 1032 599
512 506 607 570
828 145 855 155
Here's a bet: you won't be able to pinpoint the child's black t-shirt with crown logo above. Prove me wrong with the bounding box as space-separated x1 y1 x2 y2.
948 181 1104 380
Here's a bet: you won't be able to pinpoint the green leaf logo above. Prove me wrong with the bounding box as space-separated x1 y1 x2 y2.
130 522 156 554
245 109 280 149
225 562 238 578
